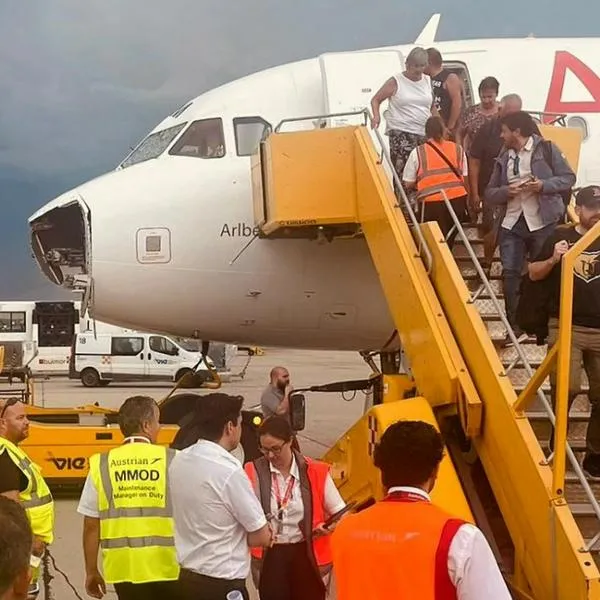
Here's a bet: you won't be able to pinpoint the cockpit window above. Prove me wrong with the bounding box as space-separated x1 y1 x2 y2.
233 117 272 156
169 118 225 159
120 123 187 169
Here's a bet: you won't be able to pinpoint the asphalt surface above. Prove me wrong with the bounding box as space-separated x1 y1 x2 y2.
32 347 370 600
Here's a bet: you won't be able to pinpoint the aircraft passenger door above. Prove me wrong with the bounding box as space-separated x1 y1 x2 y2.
442 61 475 109
110 336 145 380
148 336 179 379
318 50 405 128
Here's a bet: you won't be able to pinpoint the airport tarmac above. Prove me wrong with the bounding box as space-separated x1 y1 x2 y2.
34 347 371 600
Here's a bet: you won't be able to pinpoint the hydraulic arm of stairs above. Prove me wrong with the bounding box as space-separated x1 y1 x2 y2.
251 114 600 599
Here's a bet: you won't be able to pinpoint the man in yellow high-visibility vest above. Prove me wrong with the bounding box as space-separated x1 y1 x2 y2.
0 398 55 598
78 396 180 600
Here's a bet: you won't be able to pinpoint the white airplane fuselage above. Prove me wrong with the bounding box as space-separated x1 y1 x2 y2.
28 30 600 351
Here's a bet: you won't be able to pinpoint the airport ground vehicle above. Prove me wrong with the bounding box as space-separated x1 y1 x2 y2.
249 113 599 599
0 300 238 378
71 331 213 387
0 301 79 375
0 344 264 483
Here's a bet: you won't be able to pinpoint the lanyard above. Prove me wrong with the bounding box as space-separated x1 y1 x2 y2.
384 490 429 503
122 436 151 445
272 473 295 515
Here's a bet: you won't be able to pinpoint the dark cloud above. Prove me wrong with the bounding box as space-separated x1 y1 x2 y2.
0 0 596 296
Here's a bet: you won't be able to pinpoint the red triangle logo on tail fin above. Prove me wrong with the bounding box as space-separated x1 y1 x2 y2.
544 50 600 121
544 51 600 122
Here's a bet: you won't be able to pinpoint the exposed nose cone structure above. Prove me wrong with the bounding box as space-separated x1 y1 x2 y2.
29 191 90 292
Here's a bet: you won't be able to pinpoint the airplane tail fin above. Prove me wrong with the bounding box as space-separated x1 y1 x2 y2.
414 14 440 46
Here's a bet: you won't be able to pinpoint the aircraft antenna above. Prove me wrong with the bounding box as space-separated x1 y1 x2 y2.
229 233 259 265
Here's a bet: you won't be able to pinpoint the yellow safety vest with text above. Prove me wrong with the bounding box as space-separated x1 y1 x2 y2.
0 436 55 544
89 442 179 584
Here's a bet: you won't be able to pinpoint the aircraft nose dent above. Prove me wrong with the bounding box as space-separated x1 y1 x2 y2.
29 194 90 289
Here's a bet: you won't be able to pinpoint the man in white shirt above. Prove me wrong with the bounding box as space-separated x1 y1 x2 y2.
485 110 575 344
169 393 273 600
331 420 511 599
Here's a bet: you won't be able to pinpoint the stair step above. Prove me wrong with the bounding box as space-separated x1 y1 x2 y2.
528 412 591 422
461 264 503 278
568 504 600 541
566 475 600 503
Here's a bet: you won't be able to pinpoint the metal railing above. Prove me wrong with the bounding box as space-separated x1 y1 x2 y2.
274 109 434 272
430 187 600 561
275 110 369 132
527 110 568 127
513 219 600 550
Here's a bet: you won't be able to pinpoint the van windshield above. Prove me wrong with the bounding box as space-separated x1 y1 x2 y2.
170 337 199 352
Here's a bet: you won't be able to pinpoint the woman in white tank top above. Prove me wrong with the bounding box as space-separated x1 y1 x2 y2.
371 47 436 196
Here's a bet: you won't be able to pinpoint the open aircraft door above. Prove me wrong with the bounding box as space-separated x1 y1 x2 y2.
318 50 403 182
318 50 404 128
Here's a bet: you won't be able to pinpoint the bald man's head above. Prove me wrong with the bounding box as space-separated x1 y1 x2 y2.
269 367 290 392
499 93 523 116
0 398 29 445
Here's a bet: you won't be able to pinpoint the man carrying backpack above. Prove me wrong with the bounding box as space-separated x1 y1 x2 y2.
485 111 576 345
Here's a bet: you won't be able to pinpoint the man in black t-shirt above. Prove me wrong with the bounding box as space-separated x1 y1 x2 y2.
0 445 28 497
529 185 600 477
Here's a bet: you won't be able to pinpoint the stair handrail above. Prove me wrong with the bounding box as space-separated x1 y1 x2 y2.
526 110 568 127
434 187 600 555
553 220 600 498
273 109 434 273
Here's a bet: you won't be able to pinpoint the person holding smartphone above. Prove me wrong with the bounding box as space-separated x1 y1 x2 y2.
485 110 576 345
244 417 347 600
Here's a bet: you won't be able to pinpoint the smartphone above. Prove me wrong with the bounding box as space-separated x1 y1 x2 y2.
518 175 536 188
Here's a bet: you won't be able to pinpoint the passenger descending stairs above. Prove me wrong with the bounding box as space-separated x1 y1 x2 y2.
452 222 600 565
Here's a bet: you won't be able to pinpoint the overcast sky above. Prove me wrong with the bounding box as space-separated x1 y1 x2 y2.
1 0 597 298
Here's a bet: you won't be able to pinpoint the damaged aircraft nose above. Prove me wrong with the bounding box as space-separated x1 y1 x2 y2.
28 194 91 290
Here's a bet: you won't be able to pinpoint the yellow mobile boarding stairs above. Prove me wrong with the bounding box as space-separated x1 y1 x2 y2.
250 108 600 599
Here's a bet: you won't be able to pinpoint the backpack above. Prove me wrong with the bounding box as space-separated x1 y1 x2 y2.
541 140 573 210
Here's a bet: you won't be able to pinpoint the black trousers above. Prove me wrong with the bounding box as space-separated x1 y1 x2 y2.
259 542 325 600
114 580 180 600
419 195 468 250
178 568 249 600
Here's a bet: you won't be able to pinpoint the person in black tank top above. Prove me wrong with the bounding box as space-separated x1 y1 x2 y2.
425 48 463 139
431 69 452 123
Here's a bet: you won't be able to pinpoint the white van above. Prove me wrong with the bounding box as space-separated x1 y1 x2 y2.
70 332 213 387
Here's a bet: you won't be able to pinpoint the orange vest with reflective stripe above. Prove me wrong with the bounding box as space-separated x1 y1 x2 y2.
416 140 467 202
244 456 332 568
331 493 465 600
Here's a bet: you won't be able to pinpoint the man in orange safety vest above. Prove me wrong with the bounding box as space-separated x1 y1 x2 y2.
331 420 511 599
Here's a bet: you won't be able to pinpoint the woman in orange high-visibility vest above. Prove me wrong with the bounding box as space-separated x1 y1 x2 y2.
244 417 346 600
403 115 469 249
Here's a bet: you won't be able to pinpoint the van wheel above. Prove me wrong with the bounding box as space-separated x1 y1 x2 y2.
81 368 101 388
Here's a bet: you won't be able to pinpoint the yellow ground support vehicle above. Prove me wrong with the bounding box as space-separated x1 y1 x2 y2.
0 345 264 483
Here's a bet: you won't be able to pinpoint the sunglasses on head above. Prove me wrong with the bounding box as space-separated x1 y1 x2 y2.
0 398 20 419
